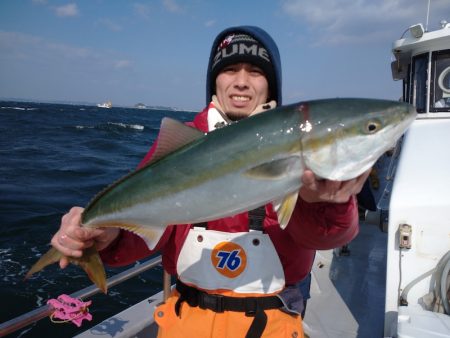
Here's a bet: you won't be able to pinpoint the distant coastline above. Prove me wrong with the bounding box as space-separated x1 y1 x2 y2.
0 97 197 113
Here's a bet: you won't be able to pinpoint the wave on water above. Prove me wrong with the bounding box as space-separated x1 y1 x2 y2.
75 122 145 131
0 247 29 285
0 101 196 337
1 106 38 111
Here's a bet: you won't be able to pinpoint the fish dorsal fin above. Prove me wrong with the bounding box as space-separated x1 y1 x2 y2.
244 157 298 179
150 117 205 164
273 191 299 229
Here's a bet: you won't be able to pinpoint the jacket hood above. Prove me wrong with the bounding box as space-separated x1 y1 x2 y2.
206 26 282 106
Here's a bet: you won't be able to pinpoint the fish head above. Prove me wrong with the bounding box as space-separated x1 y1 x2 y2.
300 98 417 181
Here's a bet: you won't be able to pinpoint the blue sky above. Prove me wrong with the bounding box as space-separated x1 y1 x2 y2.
1 0 449 111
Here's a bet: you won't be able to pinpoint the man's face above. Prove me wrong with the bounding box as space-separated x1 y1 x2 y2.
215 62 269 120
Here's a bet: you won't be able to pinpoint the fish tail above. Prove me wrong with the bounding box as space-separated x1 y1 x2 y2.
69 245 108 293
25 247 63 280
25 246 108 294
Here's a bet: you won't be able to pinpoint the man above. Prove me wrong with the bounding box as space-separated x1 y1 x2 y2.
52 26 369 338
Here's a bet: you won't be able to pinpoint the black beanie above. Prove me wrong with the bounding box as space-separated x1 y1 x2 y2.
209 33 276 101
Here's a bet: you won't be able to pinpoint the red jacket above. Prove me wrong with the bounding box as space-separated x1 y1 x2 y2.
100 105 359 285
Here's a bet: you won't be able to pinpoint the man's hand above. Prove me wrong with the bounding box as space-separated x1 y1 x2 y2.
299 169 371 203
50 207 120 269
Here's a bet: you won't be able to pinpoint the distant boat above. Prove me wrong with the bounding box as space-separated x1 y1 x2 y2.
97 101 112 108
134 103 147 109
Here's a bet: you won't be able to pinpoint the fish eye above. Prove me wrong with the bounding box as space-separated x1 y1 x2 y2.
365 120 381 134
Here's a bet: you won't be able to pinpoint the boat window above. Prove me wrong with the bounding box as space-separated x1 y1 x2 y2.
410 53 428 113
430 49 450 112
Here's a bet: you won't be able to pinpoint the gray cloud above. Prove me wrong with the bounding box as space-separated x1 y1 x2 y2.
97 18 123 32
162 0 183 13
133 3 152 20
54 3 79 17
281 0 450 45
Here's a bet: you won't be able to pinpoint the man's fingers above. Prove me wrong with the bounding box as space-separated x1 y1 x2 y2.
324 180 341 195
299 168 373 203
51 233 85 258
59 256 70 269
301 170 315 184
73 227 104 241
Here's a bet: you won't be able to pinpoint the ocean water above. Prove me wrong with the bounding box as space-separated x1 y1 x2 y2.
0 101 196 337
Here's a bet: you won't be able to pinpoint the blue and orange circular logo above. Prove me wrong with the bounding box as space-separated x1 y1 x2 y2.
211 241 247 278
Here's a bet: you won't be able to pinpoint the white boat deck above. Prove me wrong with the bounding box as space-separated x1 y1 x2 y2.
75 291 163 338
304 222 387 338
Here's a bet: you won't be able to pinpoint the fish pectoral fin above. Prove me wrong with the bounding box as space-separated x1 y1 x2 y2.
149 118 205 164
273 191 299 229
25 246 108 294
244 157 299 180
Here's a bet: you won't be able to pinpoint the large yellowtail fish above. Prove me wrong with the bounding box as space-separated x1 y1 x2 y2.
26 98 416 293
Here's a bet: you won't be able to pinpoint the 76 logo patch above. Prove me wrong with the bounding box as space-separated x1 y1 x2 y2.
211 241 247 278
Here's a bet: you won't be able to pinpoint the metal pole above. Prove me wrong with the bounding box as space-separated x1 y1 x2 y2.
163 270 171 301
0 255 162 337
0 305 54 338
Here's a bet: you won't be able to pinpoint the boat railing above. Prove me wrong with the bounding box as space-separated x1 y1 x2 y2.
0 255 162 337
